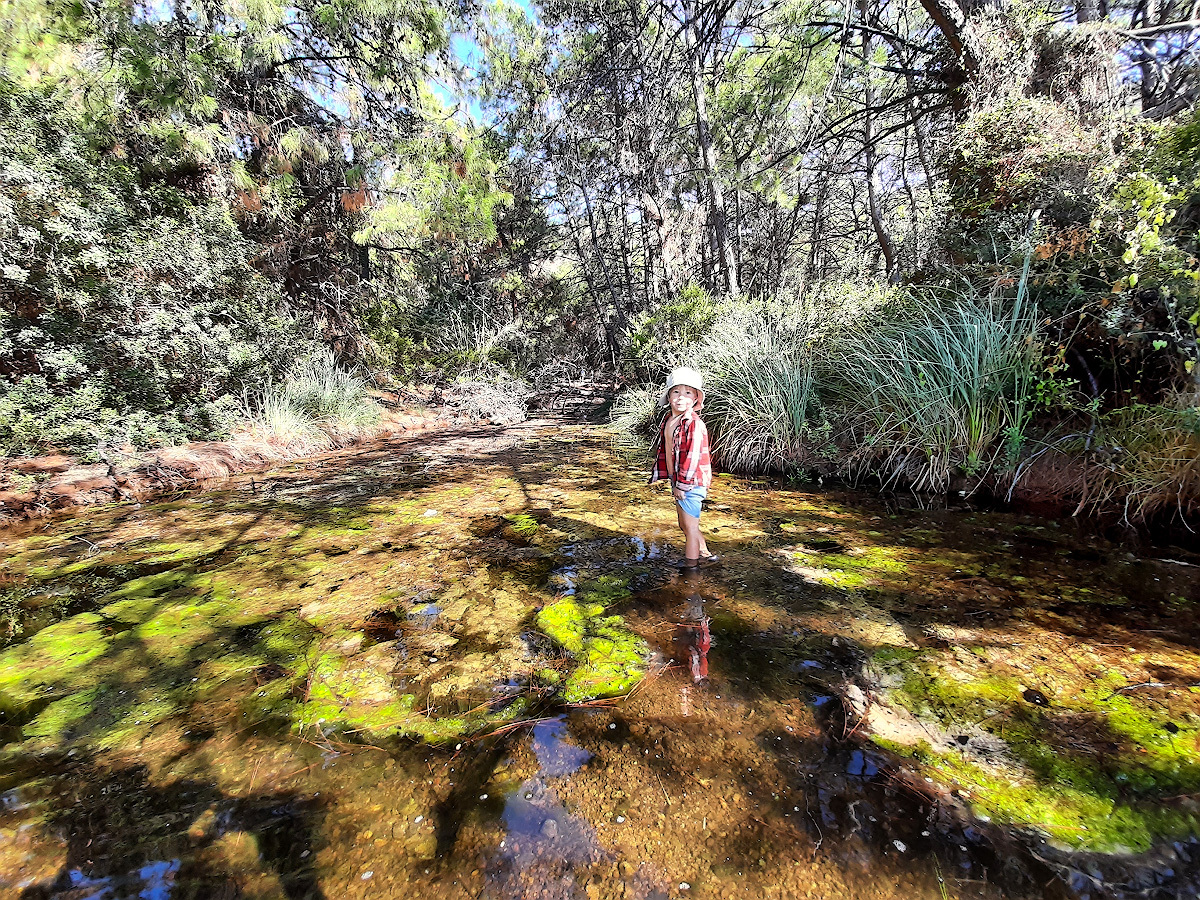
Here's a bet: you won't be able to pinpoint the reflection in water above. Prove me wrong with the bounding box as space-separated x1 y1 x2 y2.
61 858 179 900
530 716 592 777
490 717 605 899
673 593 712 684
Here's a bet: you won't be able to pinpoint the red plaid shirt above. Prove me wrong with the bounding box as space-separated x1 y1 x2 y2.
649 410 712 490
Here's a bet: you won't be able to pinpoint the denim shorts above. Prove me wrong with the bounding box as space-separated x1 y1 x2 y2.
676 486 707 519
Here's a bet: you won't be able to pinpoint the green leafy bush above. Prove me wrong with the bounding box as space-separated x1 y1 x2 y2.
0 80 309 457
623 283 720 379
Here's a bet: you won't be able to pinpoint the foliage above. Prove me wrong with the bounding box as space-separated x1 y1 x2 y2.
0 79 304 457
623 283 720 379
613 285 1039 491
1080 403 1200 523
946 97 1106 221
241 353 381 451
829 292 1038 489
685 308 829 474
0 0 536 457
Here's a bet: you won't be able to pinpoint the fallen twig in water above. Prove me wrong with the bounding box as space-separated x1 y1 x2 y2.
654 768 671 806
1101 681 1168 700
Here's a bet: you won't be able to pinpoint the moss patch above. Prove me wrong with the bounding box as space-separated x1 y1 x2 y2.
537 595 647 704
877 652 1200 851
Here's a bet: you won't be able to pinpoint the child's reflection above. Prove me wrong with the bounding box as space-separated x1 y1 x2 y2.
674 590 711 683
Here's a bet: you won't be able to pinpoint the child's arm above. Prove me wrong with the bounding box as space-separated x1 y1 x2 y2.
675 418 710 488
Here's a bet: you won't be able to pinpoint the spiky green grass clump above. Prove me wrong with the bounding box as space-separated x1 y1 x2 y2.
242 351 381 450
828 293 1036 490
690 312 829 473
612 290 1037 491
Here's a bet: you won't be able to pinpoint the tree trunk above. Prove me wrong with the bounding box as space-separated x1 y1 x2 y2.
580 183 627 333
567 211 621 370
860 0 898 280
641 188 676 297
1138 0 1159 112
682 0 740 298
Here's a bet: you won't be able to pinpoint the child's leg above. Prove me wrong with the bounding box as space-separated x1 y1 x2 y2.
680 510 702 561
680 499 710 557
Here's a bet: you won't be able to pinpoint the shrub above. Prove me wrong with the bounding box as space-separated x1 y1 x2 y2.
0 80 310 458
444 373 528 425
623 283 720 379
0 374 234 459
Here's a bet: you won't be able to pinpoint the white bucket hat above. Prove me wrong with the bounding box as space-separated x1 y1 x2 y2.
658 366 706 410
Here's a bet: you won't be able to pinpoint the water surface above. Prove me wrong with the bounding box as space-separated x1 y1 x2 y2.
2 422 1198 899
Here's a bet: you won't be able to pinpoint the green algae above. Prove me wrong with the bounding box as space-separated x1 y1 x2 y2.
504 513 540 538
877 652 1200 851
22 688 100 740
99 570 196 617
537 594 647 704
906 743 1199 852
576 574 632 606
871 646 923 665
0 614 110 697
783 545 911 589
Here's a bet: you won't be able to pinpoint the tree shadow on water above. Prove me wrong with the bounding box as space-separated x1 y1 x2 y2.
18 759 326 900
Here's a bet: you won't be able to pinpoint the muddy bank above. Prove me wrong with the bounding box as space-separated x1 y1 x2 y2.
0 404 466 525
0 377 622 526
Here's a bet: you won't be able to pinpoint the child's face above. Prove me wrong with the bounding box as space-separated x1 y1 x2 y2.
668 385 698 414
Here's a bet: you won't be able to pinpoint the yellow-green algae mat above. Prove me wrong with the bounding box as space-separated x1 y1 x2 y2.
1 422 1200 865
0 428 650 754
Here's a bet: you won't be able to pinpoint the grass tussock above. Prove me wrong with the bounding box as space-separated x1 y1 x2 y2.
829 294 1036 491
688 313 828 473
1079 402 1200 523
241 353 382 452
614 290 1038 492
614 283 1200 524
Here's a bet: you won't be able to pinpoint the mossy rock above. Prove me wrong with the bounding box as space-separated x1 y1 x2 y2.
536 598 647 703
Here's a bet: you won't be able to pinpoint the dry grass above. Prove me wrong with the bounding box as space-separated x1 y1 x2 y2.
241 352 383 452
1077 402 1200 524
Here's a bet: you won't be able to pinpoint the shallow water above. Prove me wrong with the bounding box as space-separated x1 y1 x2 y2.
1 422 1199 899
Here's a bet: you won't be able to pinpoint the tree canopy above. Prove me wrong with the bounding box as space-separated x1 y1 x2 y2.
1 0 1198 516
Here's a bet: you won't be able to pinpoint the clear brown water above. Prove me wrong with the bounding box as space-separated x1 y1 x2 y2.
1 422 1198 900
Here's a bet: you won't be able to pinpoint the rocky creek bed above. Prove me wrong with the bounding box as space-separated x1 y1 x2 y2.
0 421 1198 899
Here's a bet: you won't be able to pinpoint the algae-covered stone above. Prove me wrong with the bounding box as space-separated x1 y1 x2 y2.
537 597 647 703
576 575 632 606
0 613 110 696
22 687 101 740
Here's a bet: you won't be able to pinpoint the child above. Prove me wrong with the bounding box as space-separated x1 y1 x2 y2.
648 367 715 568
